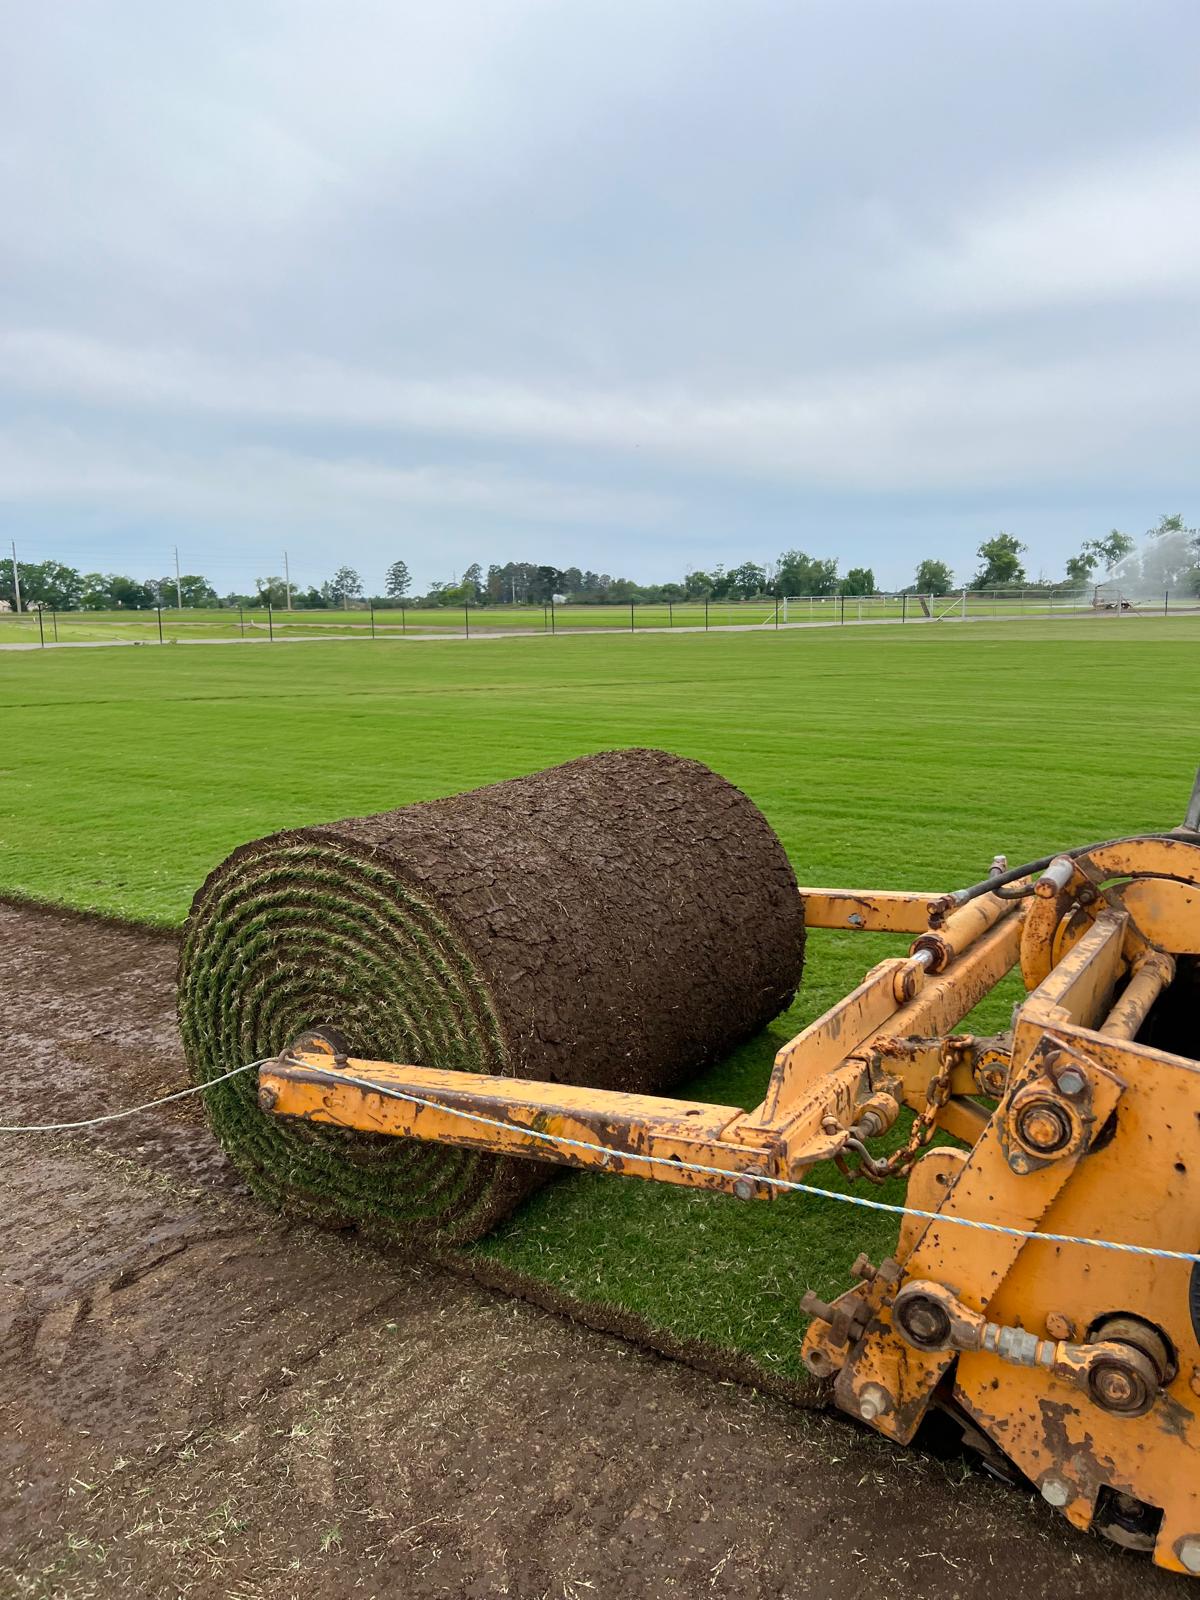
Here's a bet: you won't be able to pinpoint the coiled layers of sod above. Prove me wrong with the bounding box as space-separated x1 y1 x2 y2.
179 748 807 1245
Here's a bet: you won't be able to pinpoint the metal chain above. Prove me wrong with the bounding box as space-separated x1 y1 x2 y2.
874 1052 955 1180
834 1052 954 1186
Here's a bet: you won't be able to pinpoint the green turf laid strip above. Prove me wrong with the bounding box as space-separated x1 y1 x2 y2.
178 747 807 1246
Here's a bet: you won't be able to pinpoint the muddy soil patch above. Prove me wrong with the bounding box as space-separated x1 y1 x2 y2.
0 899 1180 1598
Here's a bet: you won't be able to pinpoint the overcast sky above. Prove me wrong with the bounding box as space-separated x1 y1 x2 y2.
2 0 1198 595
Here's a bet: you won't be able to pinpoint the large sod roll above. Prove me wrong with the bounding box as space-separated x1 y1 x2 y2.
179 748 806 1245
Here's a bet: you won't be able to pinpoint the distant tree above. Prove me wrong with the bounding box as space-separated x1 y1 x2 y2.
490 560 540 603
683 569 713 598
80 573 109 609
529 565 563 603
1065 531 1126 587
106 574 156 608
840 567 876 596
973 533 1026 589
461 562 484 602
1152 514 1188 538
15 560 84 609
1064 551 1097 586
179 574 217 607
728 561 766 599
775 549 839 596
914 558 953 596
254 575 288 608
330 565 364 604
149 572 216 608
385 559 411 598
659 582 686 602
1090 529 1135 568
708 564 733 599
1140 513 1200 592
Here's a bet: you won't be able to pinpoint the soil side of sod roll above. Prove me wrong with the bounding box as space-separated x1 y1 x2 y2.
178 748 807 1244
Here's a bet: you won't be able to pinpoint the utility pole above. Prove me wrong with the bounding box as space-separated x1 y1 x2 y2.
174 545 183 610
283 549 292 609
10 540 21 612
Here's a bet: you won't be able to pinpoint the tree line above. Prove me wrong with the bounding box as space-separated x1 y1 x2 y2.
6 518 1196 613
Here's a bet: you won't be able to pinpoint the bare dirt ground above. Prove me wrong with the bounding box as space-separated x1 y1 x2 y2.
0 900 1184 1599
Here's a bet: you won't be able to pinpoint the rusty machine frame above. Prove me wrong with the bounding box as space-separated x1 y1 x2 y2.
259 793 1200 1576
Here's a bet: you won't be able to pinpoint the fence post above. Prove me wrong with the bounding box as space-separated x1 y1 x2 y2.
774 598 779 628
239 604 244 637
669 601 673 628
464 604 470 638
550 599 556 635
37 607 45 647
840 593 845 624
268 601 274 641
1166 590 1170 615
901 592 907 623
370 600 375 638
401 605 406 633
156 605 163 643
630 602 635 632
704 598 709 632
52 606 58 642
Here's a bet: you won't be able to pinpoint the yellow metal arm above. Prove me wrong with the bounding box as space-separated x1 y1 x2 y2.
258 1050 890 1194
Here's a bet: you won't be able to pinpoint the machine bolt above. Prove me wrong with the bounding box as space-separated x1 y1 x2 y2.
1041 1477 1071 1508
1055 1067 1087 1098
1180 1539 1200 1575
733 1176 756 1201
258 1084 278 1113
1091 1364 1140 1413
1016 1101 1072 1154
850 1252 877 1282
895 1293 951 1351
1045 1312 1073 1341
857 1383 891 1422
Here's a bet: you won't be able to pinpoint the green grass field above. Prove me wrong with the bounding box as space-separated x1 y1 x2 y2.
3 617 1197 1378
0 587 1140 647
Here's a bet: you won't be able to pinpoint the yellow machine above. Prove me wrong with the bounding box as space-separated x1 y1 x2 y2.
257 797 1200 1576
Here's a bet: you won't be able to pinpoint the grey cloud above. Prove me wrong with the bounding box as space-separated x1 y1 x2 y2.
1 0 1197 590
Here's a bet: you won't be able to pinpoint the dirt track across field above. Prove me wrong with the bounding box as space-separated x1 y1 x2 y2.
0 900 1182 1599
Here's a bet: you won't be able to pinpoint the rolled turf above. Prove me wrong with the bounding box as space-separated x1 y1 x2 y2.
178 748 807 1244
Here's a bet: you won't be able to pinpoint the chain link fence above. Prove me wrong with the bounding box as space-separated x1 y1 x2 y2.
1 588 1194 647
